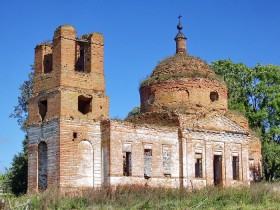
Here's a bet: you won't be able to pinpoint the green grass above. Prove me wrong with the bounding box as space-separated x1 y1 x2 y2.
1 182 280 209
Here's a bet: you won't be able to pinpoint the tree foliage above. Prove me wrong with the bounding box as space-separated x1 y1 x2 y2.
212 60 280 181
126 106 141 118
6 137 28 195
10 72 33 132
0 172 11 193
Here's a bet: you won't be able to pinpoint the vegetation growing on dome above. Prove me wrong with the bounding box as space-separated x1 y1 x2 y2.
151 53 216 78
140 71 224 88
140 53 226 87
125 106 141 119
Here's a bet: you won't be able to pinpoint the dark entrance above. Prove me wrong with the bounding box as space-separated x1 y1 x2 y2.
213 155 222 186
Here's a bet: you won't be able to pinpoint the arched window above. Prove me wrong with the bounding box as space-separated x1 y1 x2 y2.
177 88 189 103
77 140 93 187
38 141 47 190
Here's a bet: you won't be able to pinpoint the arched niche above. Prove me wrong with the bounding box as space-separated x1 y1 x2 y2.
77 140 93 187
175 88 189 103
38 141 48 190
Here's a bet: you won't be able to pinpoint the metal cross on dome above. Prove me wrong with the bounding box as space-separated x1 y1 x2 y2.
177 15 183 32
178 15 182 22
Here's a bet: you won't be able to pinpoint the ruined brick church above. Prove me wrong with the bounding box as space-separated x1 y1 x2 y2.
27 19 262 192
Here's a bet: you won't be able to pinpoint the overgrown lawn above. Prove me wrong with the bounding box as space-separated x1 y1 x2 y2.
1 182 280 209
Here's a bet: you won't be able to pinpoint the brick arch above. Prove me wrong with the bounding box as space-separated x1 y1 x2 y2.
174 88 189 103
77 140 93 187
38 141 48 190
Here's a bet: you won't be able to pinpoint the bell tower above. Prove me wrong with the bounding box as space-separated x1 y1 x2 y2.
28 25 109 191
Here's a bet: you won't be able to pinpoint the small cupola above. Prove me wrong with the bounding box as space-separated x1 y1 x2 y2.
174 15 187 54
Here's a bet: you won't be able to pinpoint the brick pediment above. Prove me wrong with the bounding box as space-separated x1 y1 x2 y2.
180 114 247 133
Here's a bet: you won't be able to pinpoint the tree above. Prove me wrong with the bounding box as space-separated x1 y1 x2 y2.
251 64 280 181
0 173 11 194
6 137 28 195
212 60 280 181
7 72 33 195
10 72 33 132
212 59 254 115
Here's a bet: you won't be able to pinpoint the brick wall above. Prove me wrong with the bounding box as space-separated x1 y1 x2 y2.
182 129 249 189
104 120 180 188
101 115 252 189
140 78 228 114
27 119 60 192
59 119 102 190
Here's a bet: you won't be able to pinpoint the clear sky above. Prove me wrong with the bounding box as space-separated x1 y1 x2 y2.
0 0 279 173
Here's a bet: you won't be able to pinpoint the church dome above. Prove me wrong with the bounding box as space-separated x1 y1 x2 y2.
139 17 228 115
151 53 216 78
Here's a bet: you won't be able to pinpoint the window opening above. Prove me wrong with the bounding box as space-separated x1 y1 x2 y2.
163 146 171 176
123 152 132 176
43 54 53 73
232 156 239 180
75 42 88 72
73 132 78 139
144 149 152 179
78 95 92 114
195 153 202 178
210 91 219 102
38 100 47 121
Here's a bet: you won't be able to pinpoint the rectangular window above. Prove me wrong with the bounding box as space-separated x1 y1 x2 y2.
195 153 202 178
144 149 152 179
43 54 53 73
232 156 239 180
123 152 132 176
78 95 92 114
163 146 171 175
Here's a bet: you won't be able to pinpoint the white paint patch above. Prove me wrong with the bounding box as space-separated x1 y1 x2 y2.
77 140 93 187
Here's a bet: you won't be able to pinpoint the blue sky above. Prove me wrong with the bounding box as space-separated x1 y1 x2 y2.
0 0 279 173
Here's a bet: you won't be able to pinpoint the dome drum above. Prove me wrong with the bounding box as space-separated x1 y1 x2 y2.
140 78 228 114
